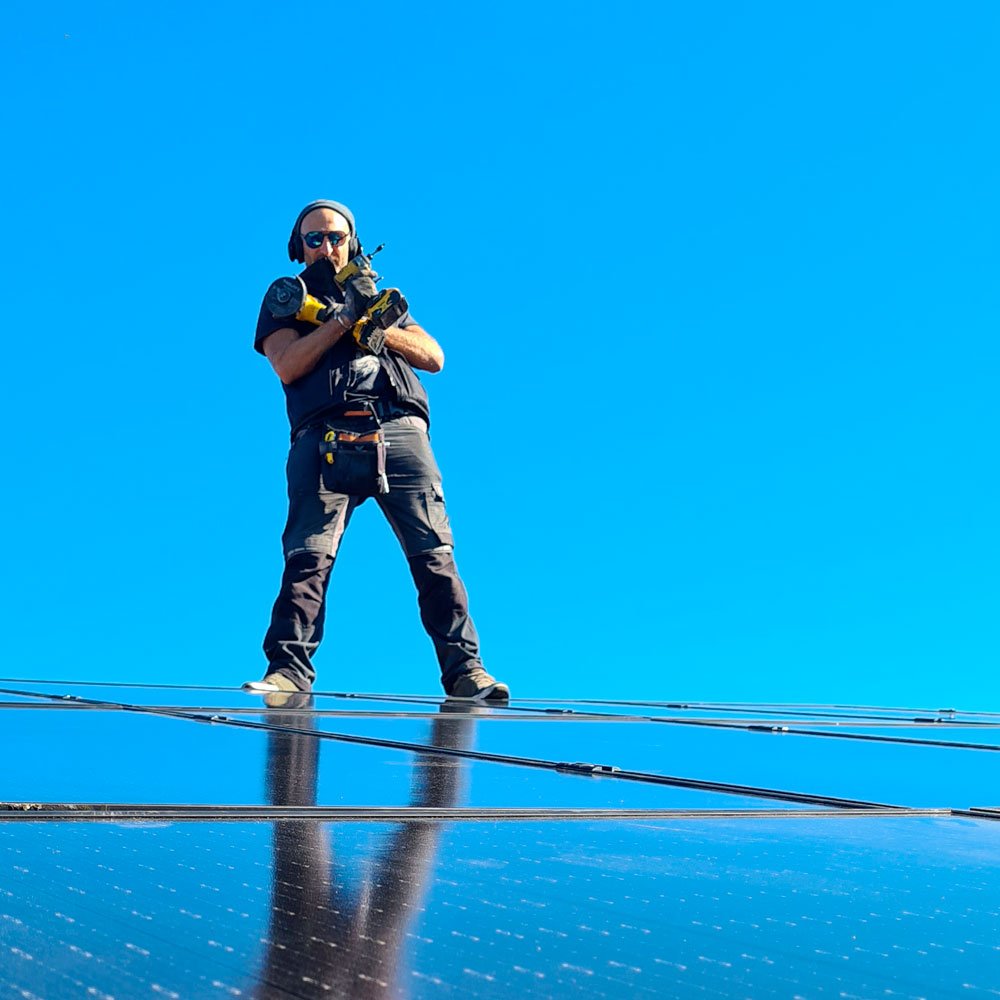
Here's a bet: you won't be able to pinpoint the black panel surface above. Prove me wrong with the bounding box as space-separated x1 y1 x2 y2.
3 816 1000 999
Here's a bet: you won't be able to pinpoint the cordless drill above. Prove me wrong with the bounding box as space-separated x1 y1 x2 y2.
264 246 408 355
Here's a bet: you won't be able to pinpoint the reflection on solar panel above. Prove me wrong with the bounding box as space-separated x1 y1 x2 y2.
3 679 1000 998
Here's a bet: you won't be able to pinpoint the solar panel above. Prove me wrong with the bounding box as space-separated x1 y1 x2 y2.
2 679 998 998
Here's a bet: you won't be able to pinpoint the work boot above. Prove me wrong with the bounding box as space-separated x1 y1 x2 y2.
263 690 313 710
445 667 510 702
242 672 304 695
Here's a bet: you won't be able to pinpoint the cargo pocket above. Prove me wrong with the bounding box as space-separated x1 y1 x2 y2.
423 481 453 547
287 431 323 497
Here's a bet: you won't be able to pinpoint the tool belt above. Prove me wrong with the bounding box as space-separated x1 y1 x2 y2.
318 417 390 495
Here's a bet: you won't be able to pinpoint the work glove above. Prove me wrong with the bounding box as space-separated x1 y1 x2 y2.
315 295 347 325
347 262 378 304
342 281 368 327
352 320 387 355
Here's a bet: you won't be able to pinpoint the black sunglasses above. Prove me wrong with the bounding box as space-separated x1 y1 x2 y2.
302 230 350 249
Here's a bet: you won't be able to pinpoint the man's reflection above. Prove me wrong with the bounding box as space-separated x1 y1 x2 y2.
251 698 476 999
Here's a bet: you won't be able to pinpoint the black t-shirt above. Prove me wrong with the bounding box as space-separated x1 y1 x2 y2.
254 283 425 438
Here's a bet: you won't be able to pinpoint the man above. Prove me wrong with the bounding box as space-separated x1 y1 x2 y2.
245 199 508 701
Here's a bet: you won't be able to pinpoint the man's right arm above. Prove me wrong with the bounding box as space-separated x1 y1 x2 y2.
262 312 354 384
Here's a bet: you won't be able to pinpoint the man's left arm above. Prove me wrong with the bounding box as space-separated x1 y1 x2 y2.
384 324 444 373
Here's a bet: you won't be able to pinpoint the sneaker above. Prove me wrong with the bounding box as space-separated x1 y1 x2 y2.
445 668 510 702
242 672 303 694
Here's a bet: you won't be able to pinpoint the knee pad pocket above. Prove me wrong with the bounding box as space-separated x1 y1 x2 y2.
423 482 453 550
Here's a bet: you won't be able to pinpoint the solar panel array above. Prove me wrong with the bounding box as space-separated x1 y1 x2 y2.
2 679 999 998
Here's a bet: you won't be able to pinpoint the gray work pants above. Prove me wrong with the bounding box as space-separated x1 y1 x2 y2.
262 416 483 691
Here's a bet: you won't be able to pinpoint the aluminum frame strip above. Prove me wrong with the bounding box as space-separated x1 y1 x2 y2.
0 803 956 823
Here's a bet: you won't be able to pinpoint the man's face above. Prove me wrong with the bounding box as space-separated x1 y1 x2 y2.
300 206 352 269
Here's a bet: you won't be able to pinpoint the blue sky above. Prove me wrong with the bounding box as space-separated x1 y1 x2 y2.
1 1 997 706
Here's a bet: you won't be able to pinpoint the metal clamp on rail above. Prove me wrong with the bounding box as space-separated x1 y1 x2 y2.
556 761 621 775
749 725 790 733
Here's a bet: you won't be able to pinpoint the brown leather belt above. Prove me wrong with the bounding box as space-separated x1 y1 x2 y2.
330 430 381 444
